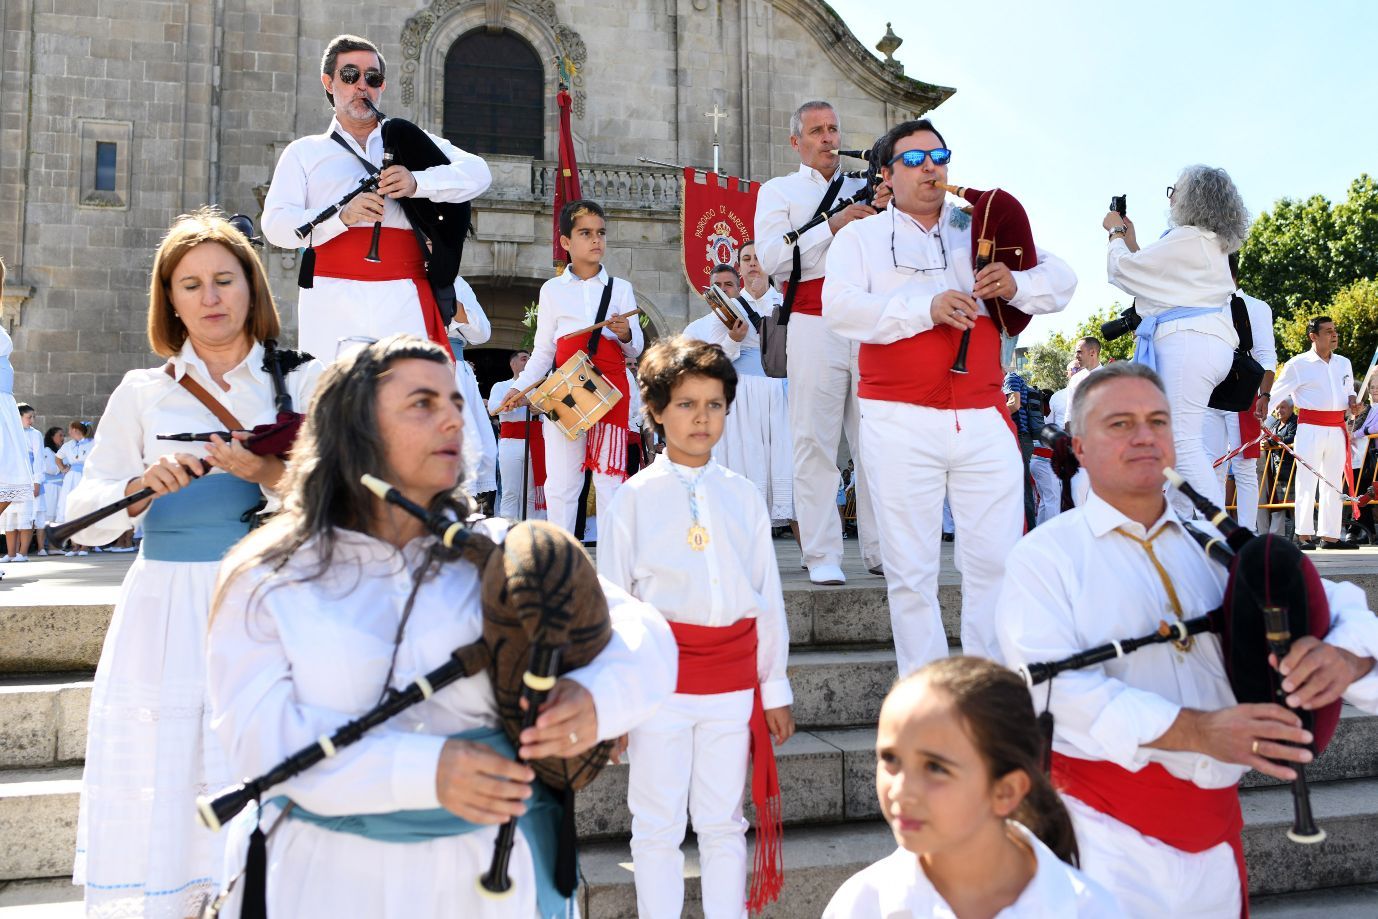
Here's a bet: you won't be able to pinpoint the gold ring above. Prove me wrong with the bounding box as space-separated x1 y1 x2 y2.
1251 740 1260 755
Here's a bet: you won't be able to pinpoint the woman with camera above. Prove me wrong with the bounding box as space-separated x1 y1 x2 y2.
1102 166 1247 516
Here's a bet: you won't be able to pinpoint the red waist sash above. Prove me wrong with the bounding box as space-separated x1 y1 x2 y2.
1032 445 1053 459
553 332 630 480
497 418 546 507
1238 409 1263 460
780 277 824 317
669 619 783 911
1297 409 1359 517
312 228 453 359
858 316 1006 411
499 421 530 439
1053 753 1247 917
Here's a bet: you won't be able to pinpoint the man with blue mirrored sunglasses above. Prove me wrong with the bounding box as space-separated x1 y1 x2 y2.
822 118 1077 676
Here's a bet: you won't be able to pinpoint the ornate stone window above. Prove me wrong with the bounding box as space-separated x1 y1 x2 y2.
443 30 544 158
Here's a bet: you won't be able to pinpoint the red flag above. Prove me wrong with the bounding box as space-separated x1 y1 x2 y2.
553 87 583 267
680 168 758 291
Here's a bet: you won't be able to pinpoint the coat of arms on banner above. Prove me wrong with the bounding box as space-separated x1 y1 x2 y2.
680 168 759 291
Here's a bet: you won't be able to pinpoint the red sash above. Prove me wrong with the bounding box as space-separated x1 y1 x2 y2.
1298 408 1359 518
312 228 454 358
779 277 824 317
1032 445 1053 459
499 422 529 439
668 619 783 912
1052 753 1248 917
553 333 630 480
1238 409 1262 460
497 418 546 509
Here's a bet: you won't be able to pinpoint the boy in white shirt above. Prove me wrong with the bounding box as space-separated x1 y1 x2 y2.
598 336 794 918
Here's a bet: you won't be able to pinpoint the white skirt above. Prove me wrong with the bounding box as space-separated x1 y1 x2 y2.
0 391 30 499
717 373 794 522
74 556 231 919
56 468 83 526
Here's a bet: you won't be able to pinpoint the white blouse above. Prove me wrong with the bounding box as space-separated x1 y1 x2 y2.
1106 226 1237 346
510 267 643 393
597 459 792 709
64 340 323 546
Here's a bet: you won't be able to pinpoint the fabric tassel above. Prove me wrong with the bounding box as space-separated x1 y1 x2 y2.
555 785 578 898
746 688 784 914
297 246 315 290
241 819 268 919
534 485 547 511
580 421 629 480
1038 709 1055 775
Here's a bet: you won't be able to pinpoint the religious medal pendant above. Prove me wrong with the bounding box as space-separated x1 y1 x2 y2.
687 524 711 551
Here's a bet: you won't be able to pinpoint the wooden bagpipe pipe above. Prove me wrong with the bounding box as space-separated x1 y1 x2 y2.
1020 465 1339 845
197 474 616 899
781 142 885 246
44 340 309 546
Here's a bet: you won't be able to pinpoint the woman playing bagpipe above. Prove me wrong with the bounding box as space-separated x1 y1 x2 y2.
66 209 323 919
205 335 676 918
995 362 1378 918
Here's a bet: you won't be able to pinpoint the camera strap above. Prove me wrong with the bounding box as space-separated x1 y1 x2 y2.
779 173 846 325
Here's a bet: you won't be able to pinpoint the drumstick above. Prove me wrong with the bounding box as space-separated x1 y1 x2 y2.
568 307 643 339
489 379 543 417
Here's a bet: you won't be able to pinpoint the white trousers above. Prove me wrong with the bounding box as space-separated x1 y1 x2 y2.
1154 330 1235 518
455 360 497 495
628 690 752 919
541 418 619 537
785 314 880 570
1030 456 1060 525
1204 410 1259 531
496 437 544 521
1293 422 1348 538
860 401 1023 673
1067 796 1241 918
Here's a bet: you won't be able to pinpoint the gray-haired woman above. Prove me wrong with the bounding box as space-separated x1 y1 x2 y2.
1102 165 1249 516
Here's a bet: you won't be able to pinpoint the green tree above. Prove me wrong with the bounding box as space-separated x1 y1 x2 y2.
1026 340 1073 391
1238 174 1378 322
1274 278 1378 367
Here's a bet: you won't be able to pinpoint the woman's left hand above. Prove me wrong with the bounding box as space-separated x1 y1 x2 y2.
205 432 280 486
518 678 600 761
1102 211 1126 233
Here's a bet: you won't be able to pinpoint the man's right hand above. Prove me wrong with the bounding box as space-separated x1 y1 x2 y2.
1191 703 1313 783
930 290 980 331
826 203 878 234
341 191 386 226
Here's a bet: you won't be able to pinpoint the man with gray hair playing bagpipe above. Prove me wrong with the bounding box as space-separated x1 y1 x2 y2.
997 361 1378 918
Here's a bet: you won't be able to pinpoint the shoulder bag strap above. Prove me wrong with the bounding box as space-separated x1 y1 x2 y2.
778 173 846 326
736 295 763 332
163 363 246 431
585 276 617 355
1230 293 1253 354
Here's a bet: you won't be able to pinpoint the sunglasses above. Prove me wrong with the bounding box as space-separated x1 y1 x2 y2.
337 65 384 89
887 148 952 169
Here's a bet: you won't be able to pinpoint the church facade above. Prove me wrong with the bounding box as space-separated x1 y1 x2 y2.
0 0 952 422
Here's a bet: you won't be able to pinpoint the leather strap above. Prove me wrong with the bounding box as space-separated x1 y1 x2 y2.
164 364 245 431
330 131 379 177
779 173 845 325
585 276 617 356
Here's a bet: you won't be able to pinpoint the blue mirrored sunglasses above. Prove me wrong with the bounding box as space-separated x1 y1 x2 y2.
887 148 952 168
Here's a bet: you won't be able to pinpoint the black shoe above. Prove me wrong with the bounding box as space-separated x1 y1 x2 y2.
1297 539 1316 551
942 533 955 542
1322 539 1361 550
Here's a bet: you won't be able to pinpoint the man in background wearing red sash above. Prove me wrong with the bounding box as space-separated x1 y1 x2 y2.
754 101 885 585
486 349 546 521
998 362 1378 918
263 34 491 362
824 119 1076 675
1271 316 1360 549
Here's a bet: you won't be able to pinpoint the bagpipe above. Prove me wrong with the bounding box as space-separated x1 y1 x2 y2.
781 142 884 246
932 182 1037 374
1019 464 1339 845
197 475 616 903
44 339 310 546
1040 423 1080 513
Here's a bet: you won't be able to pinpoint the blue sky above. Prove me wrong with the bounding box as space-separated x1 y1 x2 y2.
827 0 1378 343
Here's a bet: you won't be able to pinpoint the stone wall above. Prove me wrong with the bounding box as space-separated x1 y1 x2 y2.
0 0 951 428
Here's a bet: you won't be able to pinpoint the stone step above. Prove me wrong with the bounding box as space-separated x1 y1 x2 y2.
0 878 81 917
578 778 1378 917
0 675 91 769
1253 883 1378 917
0 766 81 882
0 604 112 675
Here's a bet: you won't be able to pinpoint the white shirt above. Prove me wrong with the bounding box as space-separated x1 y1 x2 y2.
23 427 43 484
754 165 868 285
1047 388 1070 430
597 459 793 709
682 287 780 360
822 822 1120 918
1106 227 1238 346
997 489 1378 786
262 116 491 250
1237 291 1277 371
1063 365 1103 426
56 437 92 474
65 340 323 545
1271 349 1356 413
487 378 531 425
41 444 60 478
824 202 1077 345
510 267 643 392
208 519 677 818
448 277 491 346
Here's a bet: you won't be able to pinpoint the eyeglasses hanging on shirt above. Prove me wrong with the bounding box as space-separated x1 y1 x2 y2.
337 65 384 89
890 208 949 275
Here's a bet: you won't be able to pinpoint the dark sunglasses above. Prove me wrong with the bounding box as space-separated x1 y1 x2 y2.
887 148 952 168
337 65 384 89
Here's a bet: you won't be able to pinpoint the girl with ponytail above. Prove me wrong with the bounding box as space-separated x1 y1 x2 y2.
824 657 1119 917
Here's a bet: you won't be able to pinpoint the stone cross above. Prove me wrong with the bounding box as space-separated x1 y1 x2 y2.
704 105 727 172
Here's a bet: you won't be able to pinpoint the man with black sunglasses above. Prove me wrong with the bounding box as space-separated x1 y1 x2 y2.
823 119 1076 676
263 34 492 364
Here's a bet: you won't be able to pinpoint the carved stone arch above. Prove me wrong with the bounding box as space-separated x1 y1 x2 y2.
630 289 668 340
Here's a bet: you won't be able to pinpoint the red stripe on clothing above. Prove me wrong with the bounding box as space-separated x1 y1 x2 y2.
499 421 531 440
780 277 824 317
1052 753 1247 917
312 228 454 358
668 620 783 912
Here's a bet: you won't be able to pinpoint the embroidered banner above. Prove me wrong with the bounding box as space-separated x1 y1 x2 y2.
680 168 758 291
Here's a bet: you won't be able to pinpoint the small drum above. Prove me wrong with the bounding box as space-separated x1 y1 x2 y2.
529 350 622 441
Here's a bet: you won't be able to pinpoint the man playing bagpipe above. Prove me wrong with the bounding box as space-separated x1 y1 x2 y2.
997 361 1378 918
822 119 1077 675
263 34 491 362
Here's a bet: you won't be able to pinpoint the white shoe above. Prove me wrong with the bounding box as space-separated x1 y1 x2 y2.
64 550 76 557
0 556 9 563
91 546 103 553
11 554 27 563
76 550 89 556
808 563 846 586
35 549 49 557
